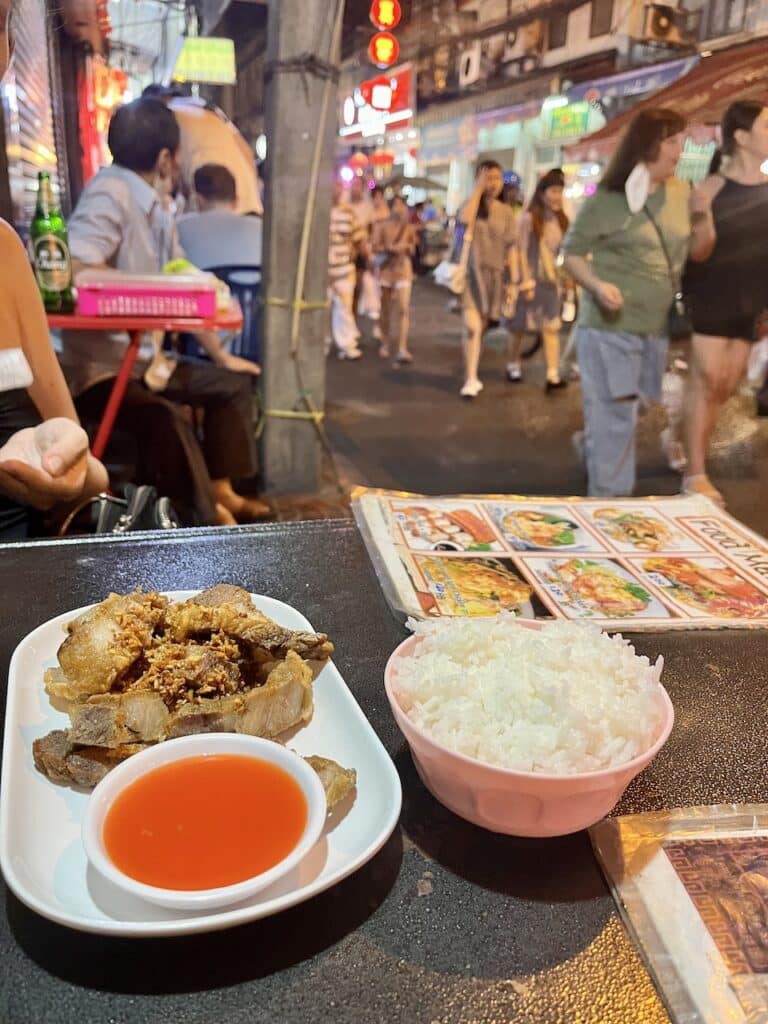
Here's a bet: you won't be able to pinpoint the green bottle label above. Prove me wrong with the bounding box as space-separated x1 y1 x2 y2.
34 235 71 292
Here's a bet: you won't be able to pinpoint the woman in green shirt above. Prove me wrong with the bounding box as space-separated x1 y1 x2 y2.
562 109 715 497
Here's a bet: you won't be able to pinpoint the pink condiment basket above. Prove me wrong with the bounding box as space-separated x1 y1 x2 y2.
75 270 217 319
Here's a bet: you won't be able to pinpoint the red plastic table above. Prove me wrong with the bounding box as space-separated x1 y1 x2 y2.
48 303 243 460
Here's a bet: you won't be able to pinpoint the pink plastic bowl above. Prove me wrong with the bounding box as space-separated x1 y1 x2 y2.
384 628 674 837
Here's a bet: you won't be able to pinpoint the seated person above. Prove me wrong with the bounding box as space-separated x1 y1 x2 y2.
143 84 263 216
64 98 268 526
0 224 107 541
0 0 105 541
177 164 262 270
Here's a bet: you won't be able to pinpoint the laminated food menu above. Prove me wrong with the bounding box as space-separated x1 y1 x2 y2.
590 805 768 1024
352 488 768 630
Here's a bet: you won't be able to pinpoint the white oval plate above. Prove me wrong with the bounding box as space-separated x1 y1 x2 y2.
0 592 402 936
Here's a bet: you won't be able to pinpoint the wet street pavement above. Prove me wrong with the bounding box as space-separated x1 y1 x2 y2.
325 278 768 538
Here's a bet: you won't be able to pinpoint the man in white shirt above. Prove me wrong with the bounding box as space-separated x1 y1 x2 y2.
67 98 268 525
177 164 261 271
347 177 380 338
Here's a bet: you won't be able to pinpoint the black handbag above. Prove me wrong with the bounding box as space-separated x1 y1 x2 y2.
59 484 180 536
644 204 693 342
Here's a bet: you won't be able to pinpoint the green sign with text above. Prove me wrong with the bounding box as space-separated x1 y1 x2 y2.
548 102 590 140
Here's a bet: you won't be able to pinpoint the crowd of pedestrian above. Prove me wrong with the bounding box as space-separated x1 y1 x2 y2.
439 102 768 504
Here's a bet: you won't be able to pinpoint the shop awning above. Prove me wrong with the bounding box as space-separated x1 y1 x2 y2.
564 38 768 162
566 55 697 104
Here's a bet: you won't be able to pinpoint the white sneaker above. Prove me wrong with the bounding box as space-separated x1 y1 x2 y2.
460 379 483 398
660 427 687 473
506 362 522 382
338 347 362 361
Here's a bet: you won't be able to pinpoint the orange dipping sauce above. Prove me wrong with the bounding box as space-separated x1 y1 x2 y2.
103 754 308 891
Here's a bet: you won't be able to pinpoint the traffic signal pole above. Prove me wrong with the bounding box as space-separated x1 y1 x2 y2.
260 0 345 496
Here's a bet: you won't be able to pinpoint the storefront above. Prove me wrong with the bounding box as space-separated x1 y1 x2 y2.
414 54 699 212
417 115 477 212
0 0 69 230
417 96 604 211
78 57 129 185
565 41 768 181
338 63 417 184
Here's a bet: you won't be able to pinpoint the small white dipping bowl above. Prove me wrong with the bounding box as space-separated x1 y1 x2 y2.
82 733 327 911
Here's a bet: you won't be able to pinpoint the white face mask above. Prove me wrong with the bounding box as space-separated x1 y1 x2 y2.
152 171 173 197
625 162 650 213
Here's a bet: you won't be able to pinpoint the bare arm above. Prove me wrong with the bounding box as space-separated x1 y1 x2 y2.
458 174 486 227
390 225 417 257
562 253 623 314
0 223 79 423
562 253 603 295
688 178 720 263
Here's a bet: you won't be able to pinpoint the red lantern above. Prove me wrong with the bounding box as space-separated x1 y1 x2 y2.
368 32 399 69
370 149 395 182
349 152 369 170
369 0 402 30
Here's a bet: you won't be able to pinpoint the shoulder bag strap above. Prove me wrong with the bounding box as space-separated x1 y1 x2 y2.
643 203 680 292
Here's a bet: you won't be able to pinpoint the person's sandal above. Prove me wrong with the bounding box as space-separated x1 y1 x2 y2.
394 351 413 364
682 474 724 507
378 344 390 359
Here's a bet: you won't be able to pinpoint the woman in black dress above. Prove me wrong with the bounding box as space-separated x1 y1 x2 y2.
683 101 768 504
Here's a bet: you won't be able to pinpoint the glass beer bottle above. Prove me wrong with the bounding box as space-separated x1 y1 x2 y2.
30 171 75 313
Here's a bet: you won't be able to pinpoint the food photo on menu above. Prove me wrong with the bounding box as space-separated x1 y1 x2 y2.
636 556 768 620
584 506 700 553
387 499 504 553
403 552 537 618
485 502 601 552
518 556 672 622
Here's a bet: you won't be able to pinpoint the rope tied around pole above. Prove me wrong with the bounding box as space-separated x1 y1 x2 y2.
265 408 325 423
264 53 340 104
262 297 329 312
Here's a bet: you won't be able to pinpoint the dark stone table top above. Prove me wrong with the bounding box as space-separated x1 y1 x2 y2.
1 520 765 1024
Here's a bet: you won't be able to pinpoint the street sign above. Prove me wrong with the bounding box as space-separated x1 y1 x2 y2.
172 37 236 85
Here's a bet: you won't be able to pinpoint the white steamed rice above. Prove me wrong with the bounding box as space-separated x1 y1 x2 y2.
397 616 664 774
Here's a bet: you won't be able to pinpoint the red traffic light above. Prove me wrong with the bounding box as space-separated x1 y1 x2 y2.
368 31 399 69
369 0 402 30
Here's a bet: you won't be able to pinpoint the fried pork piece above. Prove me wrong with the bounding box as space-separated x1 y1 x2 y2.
63 650 312 747
49 591 168 700
164 585 334 663
32 729 148 788
34 729 356 810
167 649 313 739
69 690 170 748
132 633 245 709
304 755 357 809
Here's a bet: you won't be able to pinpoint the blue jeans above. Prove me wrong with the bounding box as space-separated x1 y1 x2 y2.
576 326 668 497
